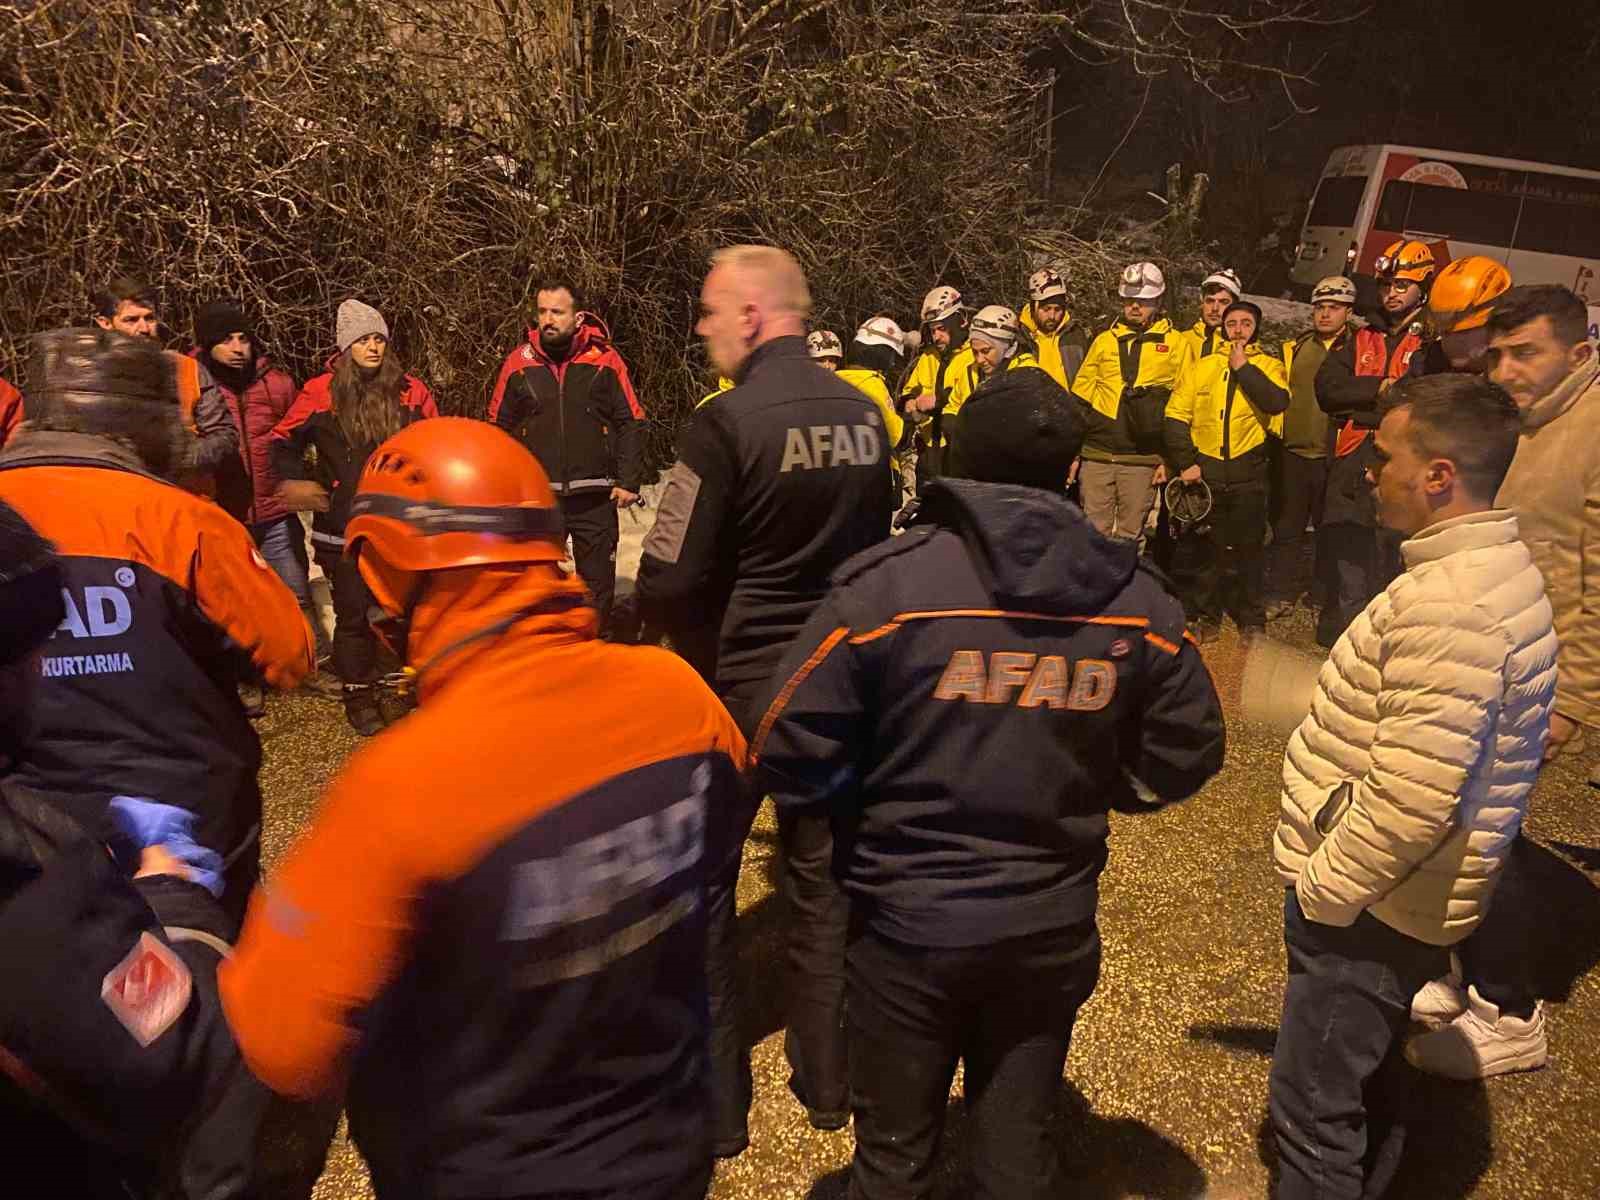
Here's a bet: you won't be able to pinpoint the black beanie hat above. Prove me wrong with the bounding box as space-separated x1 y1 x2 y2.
1222 299 1263 336
948 370 1086 492
194 299 252 354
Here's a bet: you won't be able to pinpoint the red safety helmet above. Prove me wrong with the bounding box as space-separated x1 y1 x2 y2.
344 417 566 616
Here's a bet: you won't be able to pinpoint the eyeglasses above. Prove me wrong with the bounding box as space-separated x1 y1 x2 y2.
1379 279 1417 293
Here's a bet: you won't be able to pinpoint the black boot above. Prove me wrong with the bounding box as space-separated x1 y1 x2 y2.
342 684 386 737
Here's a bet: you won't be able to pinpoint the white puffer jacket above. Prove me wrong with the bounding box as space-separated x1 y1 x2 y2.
1274 509 1557 946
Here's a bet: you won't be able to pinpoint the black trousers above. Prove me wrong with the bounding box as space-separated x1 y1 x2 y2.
1455 835 1538 1017
1268 890 1445 1200
1265 453 1328 606
1317 524 1401 647
314 546 379 684
562 491 619 636
846 921 1101 1200
703 685 851 1152
1185 470 1268 628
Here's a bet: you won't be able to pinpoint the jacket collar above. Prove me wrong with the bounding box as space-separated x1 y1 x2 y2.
1518 354 1600 431
521 313 611 369
1401 508 1521 569
1113 317 1173 339
733 334 808 385
0 429 152 475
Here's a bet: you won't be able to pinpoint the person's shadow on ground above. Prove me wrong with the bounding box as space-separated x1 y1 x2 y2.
803 1079 1207 1199
1191 1022 1494 1199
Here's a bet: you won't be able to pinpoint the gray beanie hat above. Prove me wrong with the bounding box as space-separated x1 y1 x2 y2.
336 299 389 354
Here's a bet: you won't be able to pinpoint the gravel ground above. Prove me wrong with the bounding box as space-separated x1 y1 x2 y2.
255 601 1600 1200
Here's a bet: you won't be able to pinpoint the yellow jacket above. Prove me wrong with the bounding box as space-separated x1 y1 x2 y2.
900 343 975 448
1071 318 1184 460
837 366 904 448
1165 343 1290 467
1019 303 1088 390
1176 319 1228 373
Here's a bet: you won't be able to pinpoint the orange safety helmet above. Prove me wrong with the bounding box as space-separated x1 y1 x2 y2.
344 417 566 616
1373 239 1437 287
1426 255 1513 334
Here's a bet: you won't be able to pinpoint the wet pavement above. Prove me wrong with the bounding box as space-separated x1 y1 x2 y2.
257 605 1600 1199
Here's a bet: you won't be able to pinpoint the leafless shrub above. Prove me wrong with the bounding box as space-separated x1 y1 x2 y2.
1 0 1344 472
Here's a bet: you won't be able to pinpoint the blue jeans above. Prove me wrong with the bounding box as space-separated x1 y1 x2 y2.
252 514 326 658
251 514 310 604
1268 889 1445 1200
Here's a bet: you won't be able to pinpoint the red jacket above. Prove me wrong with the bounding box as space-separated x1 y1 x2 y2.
1 377 24 450
191 351 299 525
270 365 438 550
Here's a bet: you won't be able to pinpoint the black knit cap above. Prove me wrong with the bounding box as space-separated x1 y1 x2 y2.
194 298 252 353
1223 299 1263 333
947 369 1086 492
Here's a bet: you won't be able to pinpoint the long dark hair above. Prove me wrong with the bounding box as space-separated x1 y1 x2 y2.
330 348 408 450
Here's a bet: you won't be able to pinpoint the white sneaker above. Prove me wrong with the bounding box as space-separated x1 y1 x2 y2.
1404 986 1548 1080
1410 972 1468 1029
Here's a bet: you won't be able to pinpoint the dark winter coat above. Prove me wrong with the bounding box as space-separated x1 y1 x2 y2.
753 477 1226 948
193 350 298 525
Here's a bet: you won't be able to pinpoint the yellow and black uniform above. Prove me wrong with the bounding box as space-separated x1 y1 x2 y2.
1071 318 1184 465
899 341 975 483
1175 318 1228 372
0 430 312 927
838 366 905 449
1163 344 1289 630
1019 304 1088 390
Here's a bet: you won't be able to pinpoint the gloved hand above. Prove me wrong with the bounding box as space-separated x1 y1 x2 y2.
106 796 225 898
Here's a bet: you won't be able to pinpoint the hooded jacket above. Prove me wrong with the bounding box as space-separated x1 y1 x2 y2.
752 477 1225 948
1496 354 1600 728
1274 509 1556 944
0 431 312 871
270 363 438 553
1072 318 1184 464
221 561 751 1198
192 349 298 525
488 314 646 496
1164 341 1290 476
1020 302 1088 390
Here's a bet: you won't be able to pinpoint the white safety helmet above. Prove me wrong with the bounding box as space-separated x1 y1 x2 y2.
1119 262 1166 301
969 305 1021 350
1028 267 1068 304
1311 275 1358 306
854 316 907 357
1201 268 1243 298
921 285 964 325
806 329 844 360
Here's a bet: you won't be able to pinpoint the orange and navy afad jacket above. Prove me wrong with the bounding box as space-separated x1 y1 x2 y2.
488 313 646 495
269 365 437 555
0 431 312 862
752 477 1225 949
221 576 752 1197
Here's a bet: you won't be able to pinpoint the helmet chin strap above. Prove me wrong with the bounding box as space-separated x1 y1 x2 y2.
399 591 590 694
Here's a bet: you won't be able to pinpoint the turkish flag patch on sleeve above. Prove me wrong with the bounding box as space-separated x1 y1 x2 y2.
101 932 192 1047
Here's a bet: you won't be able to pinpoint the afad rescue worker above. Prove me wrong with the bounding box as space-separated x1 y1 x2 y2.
900 285 975 486
1071 262 1185 543
1409 255 1513 377
92 277 240 500
837 318 911 491
0 328 312 933
221 418 752 1200
1178 268 1244 367
1018 266 1088 390
754 376 1225 1200
0 503 270 1200
1164 299 1290 639
271 299 438 735
488 278 646 637
1314 239 1435 646
1264 276 1356 621
636 245 895 1157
